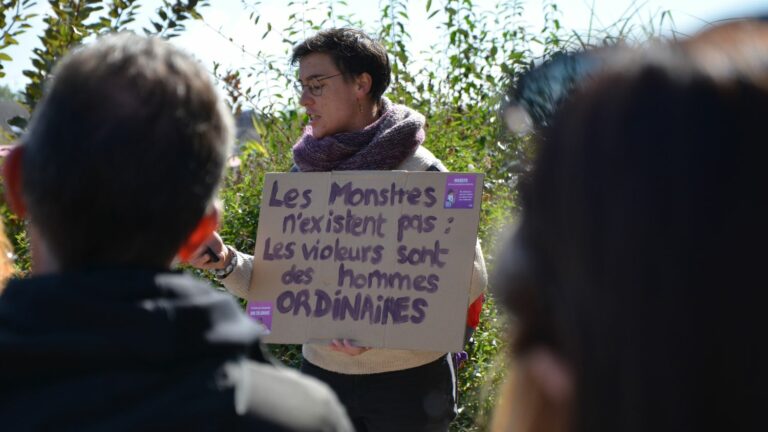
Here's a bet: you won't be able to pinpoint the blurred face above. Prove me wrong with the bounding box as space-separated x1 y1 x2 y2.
297 53 360 138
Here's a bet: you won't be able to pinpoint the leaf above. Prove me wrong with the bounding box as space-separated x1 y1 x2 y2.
0 53 11 61
262 23 271 39
251 116 267 138
251 141 270 157
8 116 28 129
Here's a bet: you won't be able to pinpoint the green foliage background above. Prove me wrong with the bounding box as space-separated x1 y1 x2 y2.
1 1 673 430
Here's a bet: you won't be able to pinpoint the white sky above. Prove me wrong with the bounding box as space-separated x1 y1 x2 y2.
2 0 767 95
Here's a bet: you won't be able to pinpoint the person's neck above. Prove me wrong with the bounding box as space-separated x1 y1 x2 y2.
28 223 173 276
347 99 380 132
29 224 59 275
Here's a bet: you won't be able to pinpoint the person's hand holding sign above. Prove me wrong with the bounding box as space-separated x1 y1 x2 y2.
188 232 229 270
330 339 371 356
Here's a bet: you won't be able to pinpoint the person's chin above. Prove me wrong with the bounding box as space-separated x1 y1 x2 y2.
311 127 327 139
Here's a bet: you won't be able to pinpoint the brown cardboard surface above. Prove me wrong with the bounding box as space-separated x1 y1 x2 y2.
246 171 483 352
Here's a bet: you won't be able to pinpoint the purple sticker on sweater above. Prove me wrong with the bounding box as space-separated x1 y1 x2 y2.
444 174 477 209
246 302 273 334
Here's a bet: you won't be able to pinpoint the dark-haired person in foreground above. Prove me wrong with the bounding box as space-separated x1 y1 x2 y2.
491 19 768 432
0 33 352 431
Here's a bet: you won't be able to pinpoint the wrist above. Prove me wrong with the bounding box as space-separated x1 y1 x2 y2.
213 246 238 279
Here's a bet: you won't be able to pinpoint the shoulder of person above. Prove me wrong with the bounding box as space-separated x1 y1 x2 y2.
224 359 353 432
396 145 448 172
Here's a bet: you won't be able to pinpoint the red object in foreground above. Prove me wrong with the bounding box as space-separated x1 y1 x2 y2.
466 294 484 329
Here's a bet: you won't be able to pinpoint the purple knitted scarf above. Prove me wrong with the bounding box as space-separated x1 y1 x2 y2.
292 97 425 171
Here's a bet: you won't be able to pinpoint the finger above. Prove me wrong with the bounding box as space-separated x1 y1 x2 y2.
190 244 212 262
205 232 225 253
204 246 220 263
188 255 210 268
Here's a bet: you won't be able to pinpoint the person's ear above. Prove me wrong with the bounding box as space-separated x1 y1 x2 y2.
355 73 373 97
2 144 27 218
176 204 220 262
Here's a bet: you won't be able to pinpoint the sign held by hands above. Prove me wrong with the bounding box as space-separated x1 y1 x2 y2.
247 171 483 352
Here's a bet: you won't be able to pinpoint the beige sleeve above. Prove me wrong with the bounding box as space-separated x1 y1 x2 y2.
470 239 488 302
220 249 254 300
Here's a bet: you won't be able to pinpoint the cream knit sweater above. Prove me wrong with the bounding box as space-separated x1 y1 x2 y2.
221 146 488 374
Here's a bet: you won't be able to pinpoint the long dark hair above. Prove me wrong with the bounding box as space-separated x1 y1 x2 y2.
495 20 768 432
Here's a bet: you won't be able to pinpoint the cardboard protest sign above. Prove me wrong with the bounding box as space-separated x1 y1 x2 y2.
246 171 483 352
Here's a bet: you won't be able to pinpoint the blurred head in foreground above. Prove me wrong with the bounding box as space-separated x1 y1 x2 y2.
493 20 768 432
3 33 233 273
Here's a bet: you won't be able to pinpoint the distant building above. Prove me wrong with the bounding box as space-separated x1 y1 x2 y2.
227 109 262 168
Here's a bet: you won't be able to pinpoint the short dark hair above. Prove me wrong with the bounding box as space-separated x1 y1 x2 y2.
496 20 768 432
21 33 233 269
291 28 391 102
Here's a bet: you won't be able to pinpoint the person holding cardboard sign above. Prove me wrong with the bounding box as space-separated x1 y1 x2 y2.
192 28 487 431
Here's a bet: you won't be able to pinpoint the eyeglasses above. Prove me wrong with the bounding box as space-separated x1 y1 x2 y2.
293 73 343 97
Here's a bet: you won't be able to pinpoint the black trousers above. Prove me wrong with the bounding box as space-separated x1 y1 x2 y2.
301 355 457 432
